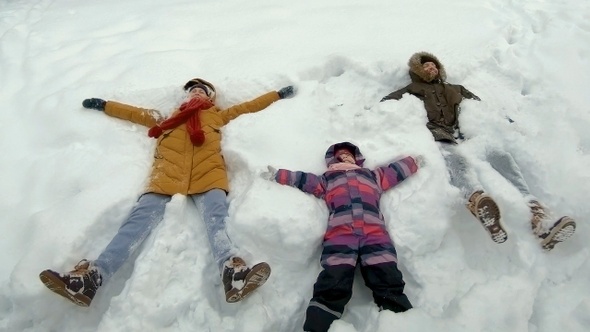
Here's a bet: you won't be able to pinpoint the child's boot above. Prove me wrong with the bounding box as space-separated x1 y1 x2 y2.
222 256 271 303
39 259 103 307
467 190 508 243
529 200 576 251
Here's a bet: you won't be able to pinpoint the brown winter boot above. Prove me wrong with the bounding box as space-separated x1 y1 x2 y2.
39 259 103 307
222 256 271 303
529 200 576 251
467 191 508 244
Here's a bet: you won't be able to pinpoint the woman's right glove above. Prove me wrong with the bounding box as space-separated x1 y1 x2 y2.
260 166 278 181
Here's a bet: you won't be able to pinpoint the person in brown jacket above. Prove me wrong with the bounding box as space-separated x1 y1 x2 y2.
381 51 575 250
39 78 295 307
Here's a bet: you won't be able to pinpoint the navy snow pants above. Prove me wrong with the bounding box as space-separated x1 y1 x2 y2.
302 241 412 332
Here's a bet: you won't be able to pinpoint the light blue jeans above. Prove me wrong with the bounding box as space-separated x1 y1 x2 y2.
486 149 531 198
439 143 531 199
93 189 235 282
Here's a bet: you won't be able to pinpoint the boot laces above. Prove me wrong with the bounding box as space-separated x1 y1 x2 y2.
529 200 550 235
70 259 102 286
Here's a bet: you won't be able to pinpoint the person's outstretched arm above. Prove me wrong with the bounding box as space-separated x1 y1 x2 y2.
460 86 481 101
220 86 295 124
82 98 163 127
261 165 326 199
380 84 411 102
373 156 420 192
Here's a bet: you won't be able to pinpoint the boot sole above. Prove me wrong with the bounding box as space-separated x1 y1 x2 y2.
39 270 91 307
226 262 271 303
471 196 508 244
541 217 576 251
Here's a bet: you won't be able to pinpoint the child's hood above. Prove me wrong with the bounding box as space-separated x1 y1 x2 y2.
408 51 447 83
325 142 365 167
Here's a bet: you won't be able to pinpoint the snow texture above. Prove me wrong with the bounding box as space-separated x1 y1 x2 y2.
1 0 589 331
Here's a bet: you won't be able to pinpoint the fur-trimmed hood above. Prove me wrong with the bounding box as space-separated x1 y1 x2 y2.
408 51 447 83
324 142 365 167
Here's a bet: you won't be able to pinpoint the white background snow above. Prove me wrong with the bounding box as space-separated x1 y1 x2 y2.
1 0 589 331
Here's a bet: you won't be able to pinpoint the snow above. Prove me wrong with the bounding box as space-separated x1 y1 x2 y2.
1 0 589 331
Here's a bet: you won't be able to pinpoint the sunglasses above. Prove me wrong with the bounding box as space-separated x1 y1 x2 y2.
188 83 212 97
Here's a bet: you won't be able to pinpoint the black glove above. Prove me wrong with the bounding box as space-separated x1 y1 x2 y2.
380 93 402 102
465 91 481 101
82 98 106 111
277 86 294 99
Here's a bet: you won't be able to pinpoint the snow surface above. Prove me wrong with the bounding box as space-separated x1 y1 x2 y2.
1 0 589 331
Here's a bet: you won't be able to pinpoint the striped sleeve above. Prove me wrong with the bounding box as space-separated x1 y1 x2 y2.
275 169 326 199
373 156 418 192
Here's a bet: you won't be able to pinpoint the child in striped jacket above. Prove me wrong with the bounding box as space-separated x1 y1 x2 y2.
263 141 421 332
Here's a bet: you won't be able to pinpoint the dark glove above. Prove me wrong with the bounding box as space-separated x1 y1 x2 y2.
465 91 481 101
82 98 106 111
380 93 401 102
277 86 294 99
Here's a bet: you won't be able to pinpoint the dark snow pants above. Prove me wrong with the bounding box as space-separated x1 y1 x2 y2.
303 236 412 332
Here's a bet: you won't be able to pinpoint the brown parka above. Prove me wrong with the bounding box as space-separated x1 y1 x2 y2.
104 91 281 195
381 52 480 143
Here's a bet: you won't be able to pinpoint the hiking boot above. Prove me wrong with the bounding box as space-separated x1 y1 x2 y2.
39 259 102 307
467 191 508 244
529 200 576 251
222 256 271 303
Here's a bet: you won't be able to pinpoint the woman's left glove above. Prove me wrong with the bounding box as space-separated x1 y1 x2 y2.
277 86 294 99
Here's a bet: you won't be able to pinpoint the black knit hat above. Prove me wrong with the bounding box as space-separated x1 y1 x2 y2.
184 78 216 100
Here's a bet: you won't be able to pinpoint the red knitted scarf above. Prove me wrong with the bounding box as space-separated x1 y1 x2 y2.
147 96 214 146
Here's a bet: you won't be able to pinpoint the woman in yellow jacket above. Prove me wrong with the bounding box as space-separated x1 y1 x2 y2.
39 78 295 307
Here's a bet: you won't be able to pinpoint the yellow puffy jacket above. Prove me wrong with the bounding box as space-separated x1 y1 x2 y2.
104 91 280 195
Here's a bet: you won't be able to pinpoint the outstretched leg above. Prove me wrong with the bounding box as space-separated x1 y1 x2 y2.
94 193 171 281
439 143 482 199
359 236 412 312
40 193 171 306
486 149 576 249
304 237 358 332
439 143 506 243
485 149 531 197
191 189 270 302
190 189 236 270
